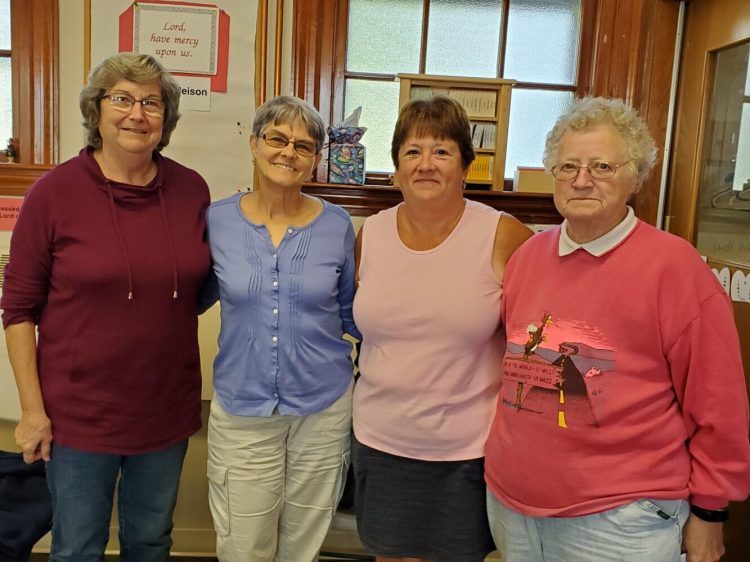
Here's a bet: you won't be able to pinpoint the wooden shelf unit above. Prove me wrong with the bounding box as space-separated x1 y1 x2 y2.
397 73 515 191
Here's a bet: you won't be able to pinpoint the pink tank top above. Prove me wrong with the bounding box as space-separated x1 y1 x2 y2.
353 199 505 460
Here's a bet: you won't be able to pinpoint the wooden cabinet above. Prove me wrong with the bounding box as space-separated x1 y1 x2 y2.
396 73 515 191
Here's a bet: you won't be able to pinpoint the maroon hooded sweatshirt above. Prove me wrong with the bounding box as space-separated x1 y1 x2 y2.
2 147 211 454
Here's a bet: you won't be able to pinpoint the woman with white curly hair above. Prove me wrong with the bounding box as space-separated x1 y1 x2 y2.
484 97 750 562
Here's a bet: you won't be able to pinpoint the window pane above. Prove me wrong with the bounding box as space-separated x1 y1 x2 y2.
0 0 9 50
504 0 581 84
694 41 750 263
347 0 422 74
344 79 401 173
425 0 501 78
0 57 11 145
505 88 573 177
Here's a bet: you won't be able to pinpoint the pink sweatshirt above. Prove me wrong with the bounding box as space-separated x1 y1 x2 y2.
353 200 504 461
485 221 750 515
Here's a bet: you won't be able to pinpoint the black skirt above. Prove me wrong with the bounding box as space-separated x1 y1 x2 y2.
352 435 495 562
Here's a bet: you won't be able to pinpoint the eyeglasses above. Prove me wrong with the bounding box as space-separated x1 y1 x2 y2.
551 160 635 180
261 133 317 158
102 94 165 116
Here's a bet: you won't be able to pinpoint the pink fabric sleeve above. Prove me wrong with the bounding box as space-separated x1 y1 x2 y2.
666 290 750 509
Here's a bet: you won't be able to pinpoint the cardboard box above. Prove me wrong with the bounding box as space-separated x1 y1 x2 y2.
514 167 554 193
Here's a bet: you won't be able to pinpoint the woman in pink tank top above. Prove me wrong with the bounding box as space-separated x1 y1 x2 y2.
351 96 532 562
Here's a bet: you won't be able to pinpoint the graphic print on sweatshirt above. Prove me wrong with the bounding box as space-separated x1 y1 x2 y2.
501 312 615 429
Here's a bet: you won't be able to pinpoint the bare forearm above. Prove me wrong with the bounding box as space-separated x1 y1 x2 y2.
6 321 52 462
6 321 44 414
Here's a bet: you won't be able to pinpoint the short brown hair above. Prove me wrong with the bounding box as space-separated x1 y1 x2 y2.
391 96 475 169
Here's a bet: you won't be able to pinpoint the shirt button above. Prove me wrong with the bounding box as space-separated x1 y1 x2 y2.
272 336 278 342
287 228 293 234
273 280 279 287
273 308 278 314
273 253 277 259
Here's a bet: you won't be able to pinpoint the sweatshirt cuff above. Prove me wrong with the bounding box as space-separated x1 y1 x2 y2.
689 494 729 510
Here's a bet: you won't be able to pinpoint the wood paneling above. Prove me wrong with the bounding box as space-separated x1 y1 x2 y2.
588 0 680 227
9 0 58 166
291 0 344 127
631 1 680 226
302 182 562 224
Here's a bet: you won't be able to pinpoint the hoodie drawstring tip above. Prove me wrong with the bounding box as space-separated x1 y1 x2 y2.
173 290 178 299
128 291 133 300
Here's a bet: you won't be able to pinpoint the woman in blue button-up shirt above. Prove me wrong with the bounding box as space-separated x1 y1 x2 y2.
202 96 360 562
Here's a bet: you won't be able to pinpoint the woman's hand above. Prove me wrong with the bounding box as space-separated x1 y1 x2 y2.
683 516 725 562
15 409 53 463
6 321 51 463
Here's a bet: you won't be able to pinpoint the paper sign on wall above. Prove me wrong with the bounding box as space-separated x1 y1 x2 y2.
119 1 230 92
176 76 211 111
0 198 23 231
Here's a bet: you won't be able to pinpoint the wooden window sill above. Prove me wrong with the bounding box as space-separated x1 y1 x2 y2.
301 182 562 224
0 163 54 196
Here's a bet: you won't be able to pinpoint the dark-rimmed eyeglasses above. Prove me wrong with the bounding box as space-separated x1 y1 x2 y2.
102 94 165 116
551 159 635 180
261 133 318 158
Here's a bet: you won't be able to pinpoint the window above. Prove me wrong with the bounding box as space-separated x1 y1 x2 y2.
342 0 585 178
0 0 57 169
0 0 11 147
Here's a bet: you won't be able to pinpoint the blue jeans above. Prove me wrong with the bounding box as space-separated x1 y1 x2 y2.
45 441 188 562
487 490 688 562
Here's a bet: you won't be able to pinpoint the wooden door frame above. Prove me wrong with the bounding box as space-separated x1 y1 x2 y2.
666 2 750 242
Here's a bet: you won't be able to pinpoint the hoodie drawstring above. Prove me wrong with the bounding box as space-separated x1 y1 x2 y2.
106 183 135 300
106 182 180 300
158 189 180 299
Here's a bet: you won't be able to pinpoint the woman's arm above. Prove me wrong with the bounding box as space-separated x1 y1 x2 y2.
6 321 52 463
338 221 361 340
683 517 724 562
492 213 534 281
198 268 219 314
354 227 363 288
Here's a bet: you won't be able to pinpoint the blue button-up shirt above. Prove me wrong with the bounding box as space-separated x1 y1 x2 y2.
203 193 360 417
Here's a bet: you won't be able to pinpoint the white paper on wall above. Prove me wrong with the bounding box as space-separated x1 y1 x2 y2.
90 0 257 200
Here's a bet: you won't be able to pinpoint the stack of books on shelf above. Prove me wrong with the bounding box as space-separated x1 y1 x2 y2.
467 154 494 182
448 89 497 118
409 86 449 100
409 87 498 120
471 121 496 149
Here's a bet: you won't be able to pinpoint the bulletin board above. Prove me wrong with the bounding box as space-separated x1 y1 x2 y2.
88 0 258 200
